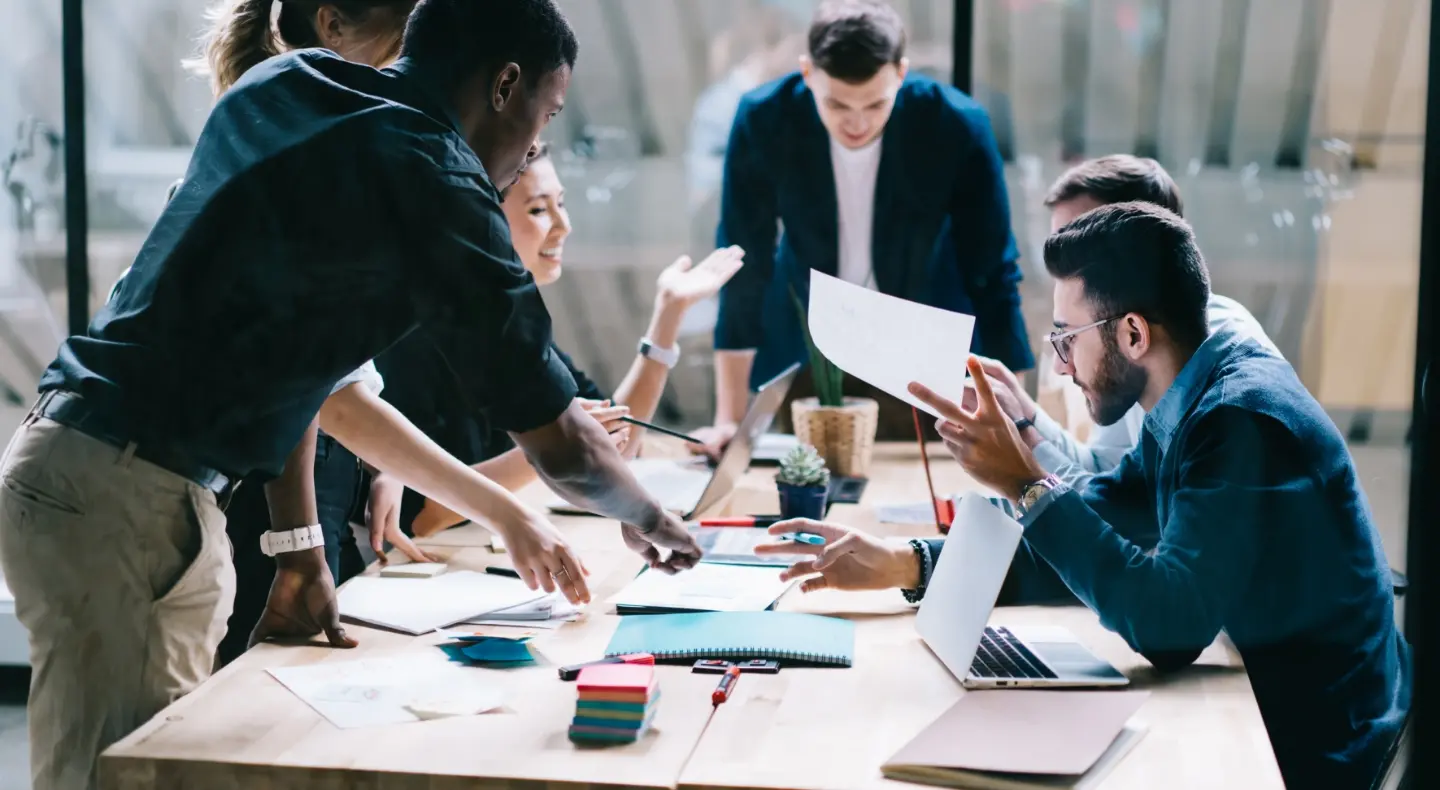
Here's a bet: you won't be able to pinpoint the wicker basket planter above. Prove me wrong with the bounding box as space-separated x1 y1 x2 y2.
790 396 879 477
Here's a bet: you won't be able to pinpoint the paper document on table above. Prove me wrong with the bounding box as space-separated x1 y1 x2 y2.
877 501 948 525
463 592 584 628
268 656 507 729
807 270 975 417
610 563 796 613
338 570 546 634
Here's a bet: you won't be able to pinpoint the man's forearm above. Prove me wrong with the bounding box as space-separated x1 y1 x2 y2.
512 400 670 530
264 419 320 530
713 349 755 425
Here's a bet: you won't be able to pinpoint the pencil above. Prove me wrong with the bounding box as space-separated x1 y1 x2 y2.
618 416 705 445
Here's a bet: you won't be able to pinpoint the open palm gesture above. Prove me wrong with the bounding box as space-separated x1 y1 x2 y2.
656 245 745 308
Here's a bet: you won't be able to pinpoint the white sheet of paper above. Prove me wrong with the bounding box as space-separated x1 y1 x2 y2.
462 591 583 628
609 562 796 612
807 270 975 417
338 570 546 635
268 656 507 729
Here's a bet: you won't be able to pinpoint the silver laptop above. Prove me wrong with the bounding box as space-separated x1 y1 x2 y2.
548 363 800 519
916 492 1129 689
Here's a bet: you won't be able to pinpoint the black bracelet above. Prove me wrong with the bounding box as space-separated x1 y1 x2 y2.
901 538 930 604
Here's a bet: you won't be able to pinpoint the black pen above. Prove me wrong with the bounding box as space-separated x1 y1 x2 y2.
484 566 520 579
619 415 705 445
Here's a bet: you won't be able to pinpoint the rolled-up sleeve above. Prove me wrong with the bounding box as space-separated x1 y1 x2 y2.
384 137 577 433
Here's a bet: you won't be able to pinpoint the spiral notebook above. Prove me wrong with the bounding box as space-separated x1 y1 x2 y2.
604 611 855 666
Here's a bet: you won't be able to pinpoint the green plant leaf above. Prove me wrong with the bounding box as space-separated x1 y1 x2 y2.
789 284 845 407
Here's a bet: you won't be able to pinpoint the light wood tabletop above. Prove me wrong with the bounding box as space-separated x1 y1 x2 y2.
99 443 1282 790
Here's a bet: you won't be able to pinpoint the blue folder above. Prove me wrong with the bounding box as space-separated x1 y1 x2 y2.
603 611 855 667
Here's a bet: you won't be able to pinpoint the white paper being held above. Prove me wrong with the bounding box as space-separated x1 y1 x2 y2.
806 270 975 417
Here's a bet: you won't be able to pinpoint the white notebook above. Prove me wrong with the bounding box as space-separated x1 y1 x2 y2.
609 563 795 614
338 570 546 635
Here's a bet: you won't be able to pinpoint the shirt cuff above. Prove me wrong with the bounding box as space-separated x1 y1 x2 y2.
1018 481 1070 529
1032 408 1068 445
1032 440 1075 477
329 361 385 397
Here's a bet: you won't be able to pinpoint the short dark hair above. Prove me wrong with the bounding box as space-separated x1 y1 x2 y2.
808 0 906 83
1044 202 1210 351
1044 155 1184 217
401 0 578 88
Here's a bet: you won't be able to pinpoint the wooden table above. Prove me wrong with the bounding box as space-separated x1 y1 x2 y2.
100 444 1282 789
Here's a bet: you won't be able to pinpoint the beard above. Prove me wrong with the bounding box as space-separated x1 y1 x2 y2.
1077 332 1147 426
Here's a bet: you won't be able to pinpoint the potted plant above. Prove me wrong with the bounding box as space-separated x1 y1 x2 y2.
776 443 830 520
789 288 879 477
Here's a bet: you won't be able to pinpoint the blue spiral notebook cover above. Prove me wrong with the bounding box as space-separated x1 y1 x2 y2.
604 611 855 667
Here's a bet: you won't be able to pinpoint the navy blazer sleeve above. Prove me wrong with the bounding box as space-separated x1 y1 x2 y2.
713 96 778 351
946 101 1034 372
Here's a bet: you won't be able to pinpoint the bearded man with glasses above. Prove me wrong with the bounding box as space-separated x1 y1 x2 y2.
753 201 1410 790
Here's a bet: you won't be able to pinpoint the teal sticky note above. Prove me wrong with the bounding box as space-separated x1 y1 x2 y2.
461 638 535 664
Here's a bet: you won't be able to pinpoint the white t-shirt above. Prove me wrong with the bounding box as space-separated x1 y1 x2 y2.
830 135 883 289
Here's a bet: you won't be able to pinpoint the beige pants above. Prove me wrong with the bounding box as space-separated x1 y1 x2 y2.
0 417 235 790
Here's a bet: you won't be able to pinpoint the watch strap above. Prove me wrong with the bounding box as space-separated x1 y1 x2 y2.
1016 475 1061 517
260 524 325 556
637 337 679 368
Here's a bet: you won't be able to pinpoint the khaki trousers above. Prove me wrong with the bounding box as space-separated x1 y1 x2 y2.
0 417 235 790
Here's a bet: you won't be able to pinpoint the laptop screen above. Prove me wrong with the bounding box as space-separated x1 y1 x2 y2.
914 493 1025 683
690 363 801 516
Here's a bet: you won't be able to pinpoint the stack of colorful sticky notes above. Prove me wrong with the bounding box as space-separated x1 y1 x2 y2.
568 664 660 744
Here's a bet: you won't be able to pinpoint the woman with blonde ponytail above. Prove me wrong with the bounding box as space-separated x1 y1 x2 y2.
193 0 284 96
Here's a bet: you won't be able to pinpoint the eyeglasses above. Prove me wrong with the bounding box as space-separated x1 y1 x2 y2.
1047 316 1120 364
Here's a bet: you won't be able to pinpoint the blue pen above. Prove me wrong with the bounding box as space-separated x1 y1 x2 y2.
783 532 826 546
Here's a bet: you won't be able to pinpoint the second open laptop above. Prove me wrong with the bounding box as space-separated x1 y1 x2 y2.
547 363 801 519
916 492 1129 689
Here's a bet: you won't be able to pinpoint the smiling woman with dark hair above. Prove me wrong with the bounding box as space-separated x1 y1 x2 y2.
377 144 745 537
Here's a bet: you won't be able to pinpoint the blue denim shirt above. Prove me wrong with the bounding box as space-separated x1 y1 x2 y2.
926 326 1410 788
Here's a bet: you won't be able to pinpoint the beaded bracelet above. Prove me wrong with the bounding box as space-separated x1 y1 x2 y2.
900 538 930 604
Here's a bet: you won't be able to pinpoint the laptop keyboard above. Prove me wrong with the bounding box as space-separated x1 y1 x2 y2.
969 627 1058 680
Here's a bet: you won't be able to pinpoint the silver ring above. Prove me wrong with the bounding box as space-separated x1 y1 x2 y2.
557 567 570 577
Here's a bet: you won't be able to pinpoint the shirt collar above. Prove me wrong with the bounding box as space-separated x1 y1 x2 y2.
1143 324 1249 452
384 57 467 138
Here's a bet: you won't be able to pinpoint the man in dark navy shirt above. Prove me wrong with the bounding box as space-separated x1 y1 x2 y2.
0 3 698 788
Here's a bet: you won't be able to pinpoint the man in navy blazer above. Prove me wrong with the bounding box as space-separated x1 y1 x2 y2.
698 0 1033 446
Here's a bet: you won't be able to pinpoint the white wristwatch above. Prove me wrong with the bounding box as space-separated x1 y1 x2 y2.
260 524 325 556
637 337 679 368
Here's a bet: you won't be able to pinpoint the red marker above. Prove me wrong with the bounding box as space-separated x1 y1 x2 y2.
698 516 782 528
712 665 741 706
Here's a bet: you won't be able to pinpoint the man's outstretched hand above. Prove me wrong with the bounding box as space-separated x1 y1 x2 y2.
249 547 357 650
621 510 703 574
